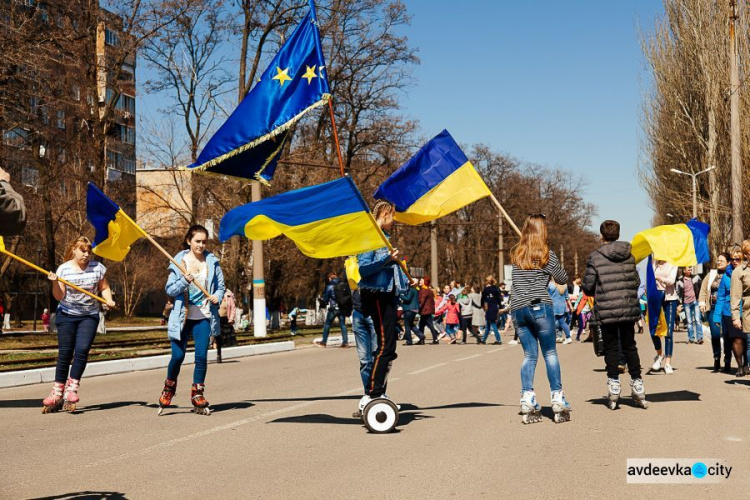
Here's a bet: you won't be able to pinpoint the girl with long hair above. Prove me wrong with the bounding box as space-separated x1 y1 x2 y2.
509 215 570 423
158 225 225 415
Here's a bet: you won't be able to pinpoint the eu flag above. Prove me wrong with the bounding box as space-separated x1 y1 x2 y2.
187 1 330 183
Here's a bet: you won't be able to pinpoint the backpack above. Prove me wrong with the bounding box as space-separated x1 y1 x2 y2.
333 280 353 316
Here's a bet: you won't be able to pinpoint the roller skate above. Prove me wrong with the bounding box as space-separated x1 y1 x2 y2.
190 383 211 415
630 378 648 409
62 378 80 412
606 378 620 410
551 390 571 423
42 381 65 414
157 379 176 416
520 390 542 424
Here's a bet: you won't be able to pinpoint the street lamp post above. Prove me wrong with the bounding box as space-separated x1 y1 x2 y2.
670 166 716 219
32 246 41 332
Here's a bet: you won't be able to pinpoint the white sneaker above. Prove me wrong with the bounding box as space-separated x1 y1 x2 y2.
509 340 518 345
563 338 573 345
358 395 371 411
664 364 674 374
651 355 663 371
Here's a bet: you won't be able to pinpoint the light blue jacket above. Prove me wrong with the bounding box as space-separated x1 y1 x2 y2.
357 234 408 295
712 265 734 324
166 250 225 340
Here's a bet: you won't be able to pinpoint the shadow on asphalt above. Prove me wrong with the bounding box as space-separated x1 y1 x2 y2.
139 400 255 415
250 395 361 403
268 410 430 428
76 401 149 413
0 398 42 409
29 492 128 499
724 379 750 386
208 400 255 412
587 390 701 406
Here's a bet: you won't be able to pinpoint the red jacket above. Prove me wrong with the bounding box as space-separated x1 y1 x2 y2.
436 301 461 325
418 288 435 315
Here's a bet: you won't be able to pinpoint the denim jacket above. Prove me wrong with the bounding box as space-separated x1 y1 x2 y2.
357 236 408 294
712 265 733 324
166 250 225 340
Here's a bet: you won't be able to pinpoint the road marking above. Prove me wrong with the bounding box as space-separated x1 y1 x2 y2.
454 354 483 362
80 386 363 470
725 436 743 442
408 363 446 375
487 348 505 353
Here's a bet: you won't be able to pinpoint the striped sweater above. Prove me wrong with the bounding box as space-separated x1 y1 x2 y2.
510 251 568 312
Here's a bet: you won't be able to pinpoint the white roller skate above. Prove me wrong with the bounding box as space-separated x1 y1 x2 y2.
550 390 571 423
630 378 648 409
520 390 542 424
606 378 620 410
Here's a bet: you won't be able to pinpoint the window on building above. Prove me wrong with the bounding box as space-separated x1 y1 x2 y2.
120 62 135 81
3 127 29 147
41 106 48 124
22 166 39 187
121 125 135 145
106 150 120 169
120 94 135 113
30 96 39 114
38 3 48 23
56 110 65 129
122 158 135 175
72 85 80 101
105 88 116 105
105 27 120 47
107 168 122 182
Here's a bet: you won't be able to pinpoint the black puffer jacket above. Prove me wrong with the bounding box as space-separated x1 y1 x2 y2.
582 241 641 325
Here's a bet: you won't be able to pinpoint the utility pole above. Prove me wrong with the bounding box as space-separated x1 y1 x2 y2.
430 221 438 286
730 0 743 242
498 215 505 281
560 245 564 267
250 181 266 337
574 252 579 277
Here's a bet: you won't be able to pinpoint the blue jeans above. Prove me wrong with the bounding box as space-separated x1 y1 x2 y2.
321 308 348 344
55 312 99 383
512 304 563 392
403 310 424 344
445 323 458 337
499 313 508 329
167 319 211 384
555 314 571 339
683 302 702 341
651 300 677 357
482 321 500 342
352 310 377 390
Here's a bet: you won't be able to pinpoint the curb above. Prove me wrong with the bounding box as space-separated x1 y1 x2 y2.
0 341 295 389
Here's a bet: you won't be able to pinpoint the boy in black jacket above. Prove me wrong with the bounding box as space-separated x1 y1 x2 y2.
583 220 647 409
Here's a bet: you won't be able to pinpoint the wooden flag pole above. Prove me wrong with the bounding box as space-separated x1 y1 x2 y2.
0 248 108 305
328 98 346 177
489 194 522 237
117 211 212 298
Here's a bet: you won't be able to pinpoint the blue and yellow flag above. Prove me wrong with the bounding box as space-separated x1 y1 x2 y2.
219 177 385 258
631 218 710 266
374 130 492 225
86 183 145 261
187 1 330 183
645 256 668 338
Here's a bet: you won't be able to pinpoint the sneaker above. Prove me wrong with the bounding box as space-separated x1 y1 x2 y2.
358 395 371 411
313 339 327 347
556 337 563 343
736 367 746 378
340 343 350 348
664 363 674 374
416 339 425 345
493 341 503 345
651 355 663 371
697 339 704 344
562 338 572 345
431 339 439 345
509 340 519 345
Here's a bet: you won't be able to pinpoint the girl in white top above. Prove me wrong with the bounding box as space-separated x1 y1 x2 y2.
42 236 115 413
651 260 679 373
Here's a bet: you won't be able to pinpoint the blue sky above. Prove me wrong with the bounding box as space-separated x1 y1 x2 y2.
137 0 665 241
398 0 665 240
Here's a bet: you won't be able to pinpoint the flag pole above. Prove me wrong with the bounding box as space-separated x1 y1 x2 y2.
0 248 108 305
117 211 212 298
363 211 416 284
328 98 346 176
489 194 522 237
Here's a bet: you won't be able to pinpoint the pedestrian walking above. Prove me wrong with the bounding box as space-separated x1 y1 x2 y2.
582 220 648 410
216 289 237 362
509 214 570 424
41 236 116 413
158 225 225 416
676 267 703 344
400 283 424 345
480 275 502 344
650 259 679 374
436 294 460 343
469 285 487 344
730 241 750 376
314 272 350 348
41 308 50 333
548 282 572 344
699 253 731 372
457 287 481 344
417 277 440 343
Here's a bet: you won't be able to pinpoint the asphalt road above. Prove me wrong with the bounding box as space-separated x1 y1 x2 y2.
1 330 748 499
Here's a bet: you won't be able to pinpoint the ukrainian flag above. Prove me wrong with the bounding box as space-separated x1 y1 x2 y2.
219 177 385 259
645 256 668 338
631 218 710 266
86 183 145 261
374 130 492 225
0 236 4 252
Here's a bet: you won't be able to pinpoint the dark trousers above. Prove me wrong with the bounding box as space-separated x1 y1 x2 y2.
403 310 424 344
55 312 99 383
361 290 398 398
418 313 439 341
602 321 642 380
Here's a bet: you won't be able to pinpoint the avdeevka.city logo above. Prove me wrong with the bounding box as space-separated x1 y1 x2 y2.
626 459 732 484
